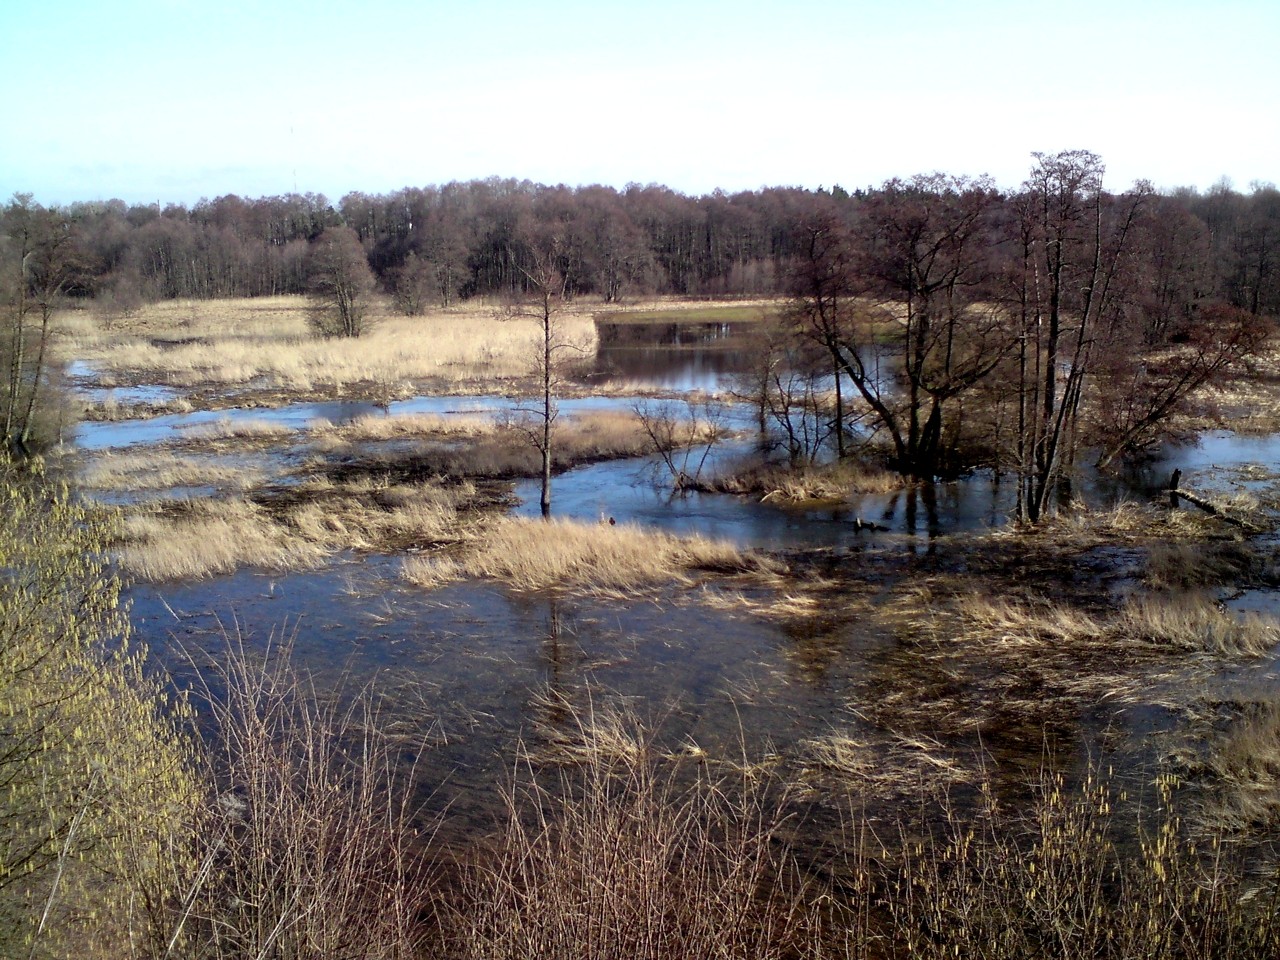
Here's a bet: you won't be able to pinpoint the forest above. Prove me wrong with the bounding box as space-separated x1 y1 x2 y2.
10 156 1279 314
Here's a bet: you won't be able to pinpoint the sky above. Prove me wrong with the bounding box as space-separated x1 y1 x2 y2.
2 0 1277 206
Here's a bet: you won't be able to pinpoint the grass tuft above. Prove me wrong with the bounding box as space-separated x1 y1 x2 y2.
402 517 779 594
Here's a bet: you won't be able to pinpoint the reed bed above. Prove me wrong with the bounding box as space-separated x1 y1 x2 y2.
402 517 778 594
66 296 599 392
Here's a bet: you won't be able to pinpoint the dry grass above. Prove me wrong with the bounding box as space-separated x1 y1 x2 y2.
948 591 1277 659
1191 345 1280 433
1003 499 1215 544
305 410 655 482
402 517 778 594
528 691 648 767
117 499 330 580
706 460 903 502
307 411 501 444
177 417 296 443
1145 539 1260 590
62 295 599 393
801 731 976 799
115 480 479 581
285 482 472 552
76 449 265 492
1174 693 1280 833
549 409 653 459
1118 594 1279 657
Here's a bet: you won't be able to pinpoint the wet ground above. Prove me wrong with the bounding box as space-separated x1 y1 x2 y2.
66 314 1280 857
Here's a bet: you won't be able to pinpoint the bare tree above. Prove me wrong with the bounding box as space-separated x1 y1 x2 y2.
784 177 1011 479
391 251 434 316
633 397 730 491
306 226 377 337
507 231 588 518
1011 152 1153 521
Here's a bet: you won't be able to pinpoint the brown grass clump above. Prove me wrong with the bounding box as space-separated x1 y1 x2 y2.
118 500 329 580
708 460 903 503
948 590 1277 659
285 482 471 553
1117 594 1279 658
116 480 478 581
402 517 778 594
178 417 296 443
801 731 976 799
1145 539 1260 590
76 449 265 492
1175 693 1280 832
550 409 653 460
307 411 500 445
1006 499 1212 544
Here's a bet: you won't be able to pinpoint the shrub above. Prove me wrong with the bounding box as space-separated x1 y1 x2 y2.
0 464 198 958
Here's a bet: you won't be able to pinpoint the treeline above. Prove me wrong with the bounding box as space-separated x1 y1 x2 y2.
4 166 1279 315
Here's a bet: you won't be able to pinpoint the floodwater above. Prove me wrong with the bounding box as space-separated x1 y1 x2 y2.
70 315 1280 853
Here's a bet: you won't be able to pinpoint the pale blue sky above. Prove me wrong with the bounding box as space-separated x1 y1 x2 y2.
2 0 1276 205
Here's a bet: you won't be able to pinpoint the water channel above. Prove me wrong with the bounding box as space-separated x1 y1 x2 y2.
69 316 1280 849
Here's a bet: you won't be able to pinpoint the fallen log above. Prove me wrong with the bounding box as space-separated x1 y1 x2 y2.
1168 471 1267 534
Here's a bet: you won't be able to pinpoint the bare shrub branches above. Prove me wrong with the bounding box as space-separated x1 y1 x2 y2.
173 628 433 959
453 716 805 960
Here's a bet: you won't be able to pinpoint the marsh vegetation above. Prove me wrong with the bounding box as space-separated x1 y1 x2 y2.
6 160 1280 956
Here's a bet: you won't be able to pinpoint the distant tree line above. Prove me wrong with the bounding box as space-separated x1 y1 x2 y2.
1 158 1278 477
2 168 1275 315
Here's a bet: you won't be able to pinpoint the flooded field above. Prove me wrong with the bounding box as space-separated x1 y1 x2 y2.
63 310 1280 866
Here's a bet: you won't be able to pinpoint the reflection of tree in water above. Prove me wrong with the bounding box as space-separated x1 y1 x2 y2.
541 597 570 726
881 483 941 540
509 594 594 733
